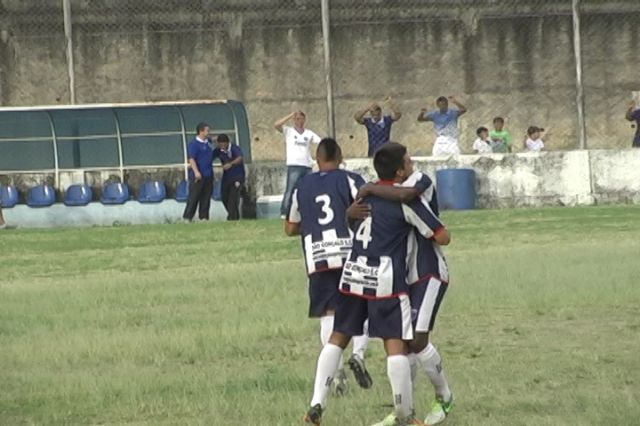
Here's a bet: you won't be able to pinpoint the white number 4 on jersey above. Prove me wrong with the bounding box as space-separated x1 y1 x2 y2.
355 217 373 249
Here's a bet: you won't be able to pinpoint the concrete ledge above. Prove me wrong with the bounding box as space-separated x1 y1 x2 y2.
2 200 228 228
247 149 640 210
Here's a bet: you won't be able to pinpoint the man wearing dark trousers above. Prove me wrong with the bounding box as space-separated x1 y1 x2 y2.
183 122 214 221
213 134 245 221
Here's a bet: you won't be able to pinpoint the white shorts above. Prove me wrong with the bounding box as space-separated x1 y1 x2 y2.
432 136 460 156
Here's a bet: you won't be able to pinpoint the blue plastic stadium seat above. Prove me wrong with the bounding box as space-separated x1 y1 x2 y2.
64 184 93 206
138 181 166 203
27 184 56 207
212 180 222 201
0 185 19 208
101 183 130 205
175 180 189 202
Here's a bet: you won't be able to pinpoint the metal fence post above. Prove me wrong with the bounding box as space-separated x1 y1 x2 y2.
320 0 335 138
63 0 76 104
572 0 587 149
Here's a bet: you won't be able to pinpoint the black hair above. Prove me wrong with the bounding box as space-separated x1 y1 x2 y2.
493 117 504 124
317 138 342 162
373 142 407 180
527 126 544 135
436 96 448 104
196 122 210 134
476 126 489 136
217 134 230 143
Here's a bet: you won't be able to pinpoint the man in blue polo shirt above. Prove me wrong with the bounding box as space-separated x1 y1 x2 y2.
354 96 402 157
213 134 245 221
418 96 467 157
182 122 214 221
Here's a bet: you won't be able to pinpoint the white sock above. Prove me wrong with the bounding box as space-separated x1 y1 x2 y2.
387 355 413 419
310 343 343 408
408 353 419 384
319 316 334 346
351 319 369 359
416 343 452 401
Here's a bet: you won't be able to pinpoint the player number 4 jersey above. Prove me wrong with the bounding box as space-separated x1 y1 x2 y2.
340 187 445 300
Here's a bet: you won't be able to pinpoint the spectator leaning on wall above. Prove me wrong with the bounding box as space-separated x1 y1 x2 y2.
183 122 215 222
274 110 322 219
524 126 547 152
473 127 493 154
213 134 245 221
625 100 640 148
353 96 402 157
418 95 467 156
489 117 513 153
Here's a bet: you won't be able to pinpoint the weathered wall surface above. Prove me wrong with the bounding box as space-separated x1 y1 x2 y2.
247 149 640 210
2 150 640 227
1 1 639 161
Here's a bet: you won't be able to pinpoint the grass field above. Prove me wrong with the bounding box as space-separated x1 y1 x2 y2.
1 205 640 426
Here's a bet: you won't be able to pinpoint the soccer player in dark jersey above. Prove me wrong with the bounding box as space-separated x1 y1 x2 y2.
304 143 450 426
352 171 454 425
285 138 373 394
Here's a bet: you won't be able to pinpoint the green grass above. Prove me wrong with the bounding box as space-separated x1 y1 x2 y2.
1 205 640 426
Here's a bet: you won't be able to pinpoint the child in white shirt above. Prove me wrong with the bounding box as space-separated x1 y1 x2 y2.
524 126 545 152
472 127 493 154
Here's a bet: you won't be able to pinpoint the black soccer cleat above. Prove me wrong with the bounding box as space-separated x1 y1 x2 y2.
348 354 373 389
303 404 323 425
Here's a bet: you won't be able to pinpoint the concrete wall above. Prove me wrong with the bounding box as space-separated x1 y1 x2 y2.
247 149 640 209
3 149 640 228
1 1 639 161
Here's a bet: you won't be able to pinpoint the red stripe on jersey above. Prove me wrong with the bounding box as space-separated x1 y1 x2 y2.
339 289 409 300
409 273 450 286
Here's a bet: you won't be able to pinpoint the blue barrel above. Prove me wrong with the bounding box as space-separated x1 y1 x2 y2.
436 168 477 210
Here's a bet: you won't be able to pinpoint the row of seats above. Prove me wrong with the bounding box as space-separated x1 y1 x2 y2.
0 181 222 208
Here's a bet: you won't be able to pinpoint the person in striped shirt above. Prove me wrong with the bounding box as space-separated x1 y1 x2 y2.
355 170 454 426
285 138 373 395
304 143 450 426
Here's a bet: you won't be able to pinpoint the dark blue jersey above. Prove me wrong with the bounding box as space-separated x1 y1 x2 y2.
340 182 444 300
403 171 449 284
288 169 365 275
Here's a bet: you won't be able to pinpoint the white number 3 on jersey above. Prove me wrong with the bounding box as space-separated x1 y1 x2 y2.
315 194 335 225
355 217 373 249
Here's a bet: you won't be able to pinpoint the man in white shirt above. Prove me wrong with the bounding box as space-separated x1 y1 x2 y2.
274 111 322 218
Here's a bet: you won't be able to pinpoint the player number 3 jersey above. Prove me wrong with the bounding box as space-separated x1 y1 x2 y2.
287 169 365 275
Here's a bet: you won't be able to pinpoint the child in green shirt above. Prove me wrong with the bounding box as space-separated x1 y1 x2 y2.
489 117 512 153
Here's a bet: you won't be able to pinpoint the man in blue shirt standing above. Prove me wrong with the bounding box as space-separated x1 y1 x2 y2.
183 122 214 221
354 96 402 157
213 134 245 221
418 96 467 156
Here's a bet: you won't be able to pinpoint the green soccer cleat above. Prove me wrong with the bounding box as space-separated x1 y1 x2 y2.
370 412 425 426
303 404 322 425
424 394 454 425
